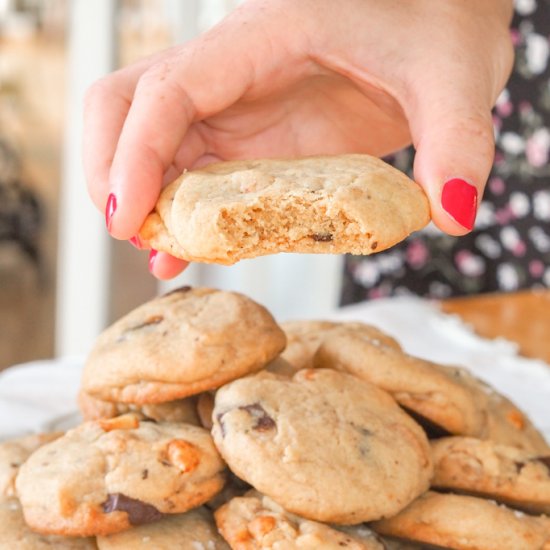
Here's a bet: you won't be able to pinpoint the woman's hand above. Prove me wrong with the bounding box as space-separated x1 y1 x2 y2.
83 0 513 278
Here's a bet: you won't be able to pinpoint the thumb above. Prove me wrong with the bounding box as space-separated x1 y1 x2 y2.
407 83 496 236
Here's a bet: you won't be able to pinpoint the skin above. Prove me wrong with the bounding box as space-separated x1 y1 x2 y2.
83 0 514 279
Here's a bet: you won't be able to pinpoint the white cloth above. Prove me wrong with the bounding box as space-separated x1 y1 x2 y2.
0 297 549 441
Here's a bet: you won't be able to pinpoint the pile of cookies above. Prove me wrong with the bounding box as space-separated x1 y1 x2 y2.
2 286 550 549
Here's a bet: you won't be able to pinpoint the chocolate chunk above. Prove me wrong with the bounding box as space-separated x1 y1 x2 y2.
102 493 163 526
239 403 276 432
514 461 526 474
117 315 164 342
311 233 333 242
371 241 378 250
141 469 149 480
535 456 550 474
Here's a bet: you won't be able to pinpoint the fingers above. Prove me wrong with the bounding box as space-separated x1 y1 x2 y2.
148 250 189 279
405 74 498 236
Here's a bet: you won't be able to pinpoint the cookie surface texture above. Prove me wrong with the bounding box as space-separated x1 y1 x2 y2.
81 287 286 404
431 436 550 514
96 507 229 549
0 499 96 550
371 491 550 550
15 417 226 536
215 490 386 550
212 369 432 524
0 432 62 498
138 155 430 264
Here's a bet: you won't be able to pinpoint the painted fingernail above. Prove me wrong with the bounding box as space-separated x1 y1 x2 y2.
441 178 478 230
129 236 141 249
105 193 117 233
148 249 158 273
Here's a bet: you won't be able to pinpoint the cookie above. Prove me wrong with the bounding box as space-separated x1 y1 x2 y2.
0 498 96 550
78 390 200 424
215 490 386 549
81 286 286 404
96 507 228 549
138 155 430 265
212 369 432 524
431 436 550 514
314 332 486 436
371 491 550 550
281 320 401 371
0 432 62 498
16 415 226 536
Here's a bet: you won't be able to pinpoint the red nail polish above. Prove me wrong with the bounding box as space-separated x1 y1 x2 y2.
441 178 478 230
129 236 141 249
148 249 158 273
105 193 117 233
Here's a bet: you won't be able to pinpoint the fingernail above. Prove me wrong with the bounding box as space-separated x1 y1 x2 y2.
129 236 141 249
148 249 158 273
441 178 478 230
105 193 117 233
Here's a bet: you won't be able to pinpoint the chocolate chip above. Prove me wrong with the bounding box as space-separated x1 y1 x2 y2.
535 456 550 474
117 315 164 342
141 469 149 480
514 461 526 473
102 493 162 526
371 241 378 250
239 403 276 432
310 233 333 242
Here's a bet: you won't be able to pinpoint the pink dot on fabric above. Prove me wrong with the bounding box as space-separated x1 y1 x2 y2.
512 241 527 257
529 259 545 278
489 177 506 195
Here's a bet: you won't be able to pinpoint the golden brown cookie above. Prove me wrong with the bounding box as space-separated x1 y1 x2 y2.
138 155 430 264
81 287 286 404
215 490 386 549
281 320 401 371
16 416 226 536
212 369 432 524
371 491 550 550
431 436 550 514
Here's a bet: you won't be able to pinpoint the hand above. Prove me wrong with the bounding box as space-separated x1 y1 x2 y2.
83 0 513 279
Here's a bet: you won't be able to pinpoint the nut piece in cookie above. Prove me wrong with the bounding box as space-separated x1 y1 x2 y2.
0 432 62 498
371 491 550 550
431 436 550 515
215 490 386 549
212 369 432 524
96 506 229 549
138 154 430 264
81 286 286 404
0 498 96 550
15 418 226 537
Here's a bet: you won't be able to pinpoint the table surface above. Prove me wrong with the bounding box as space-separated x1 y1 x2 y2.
441 289 550 364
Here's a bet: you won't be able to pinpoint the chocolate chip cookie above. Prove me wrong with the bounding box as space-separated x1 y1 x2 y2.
212 369 432 524
138 155 430 264
16 416 226 536
314 332 486 436
371 491 550 550
431 436 550 514
96 507 228 549
281 320 401 371
81 287 286 404
215 490 386 549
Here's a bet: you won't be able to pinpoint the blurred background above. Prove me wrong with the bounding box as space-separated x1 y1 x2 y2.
0 0 342 370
